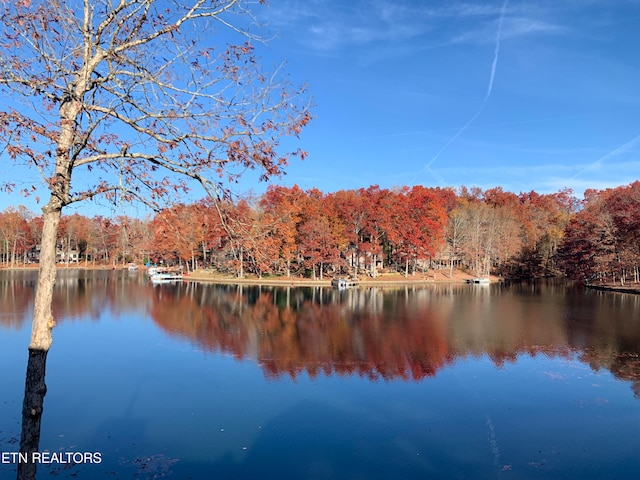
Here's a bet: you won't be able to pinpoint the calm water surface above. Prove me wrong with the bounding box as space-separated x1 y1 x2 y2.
1 270 639 479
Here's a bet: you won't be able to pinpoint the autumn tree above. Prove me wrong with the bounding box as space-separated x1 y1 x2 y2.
0 0 310 351
0 206 34 267
358 185 389 278
121 215 152 265
444 205 468 278
197 197 231 268
57 213 93 265
259 185 307 276
561 200 617 284
399 186 447 275
331 189 367 276
91 216 121 264
514 189 576 277
317 191 349 275
604 182 640 284
455 199 491 276
149 203 221 270
223 197 275 277
561 182 640 285
232 197 285 278
149 204 209 270
297 188 342 280
80 215 104 267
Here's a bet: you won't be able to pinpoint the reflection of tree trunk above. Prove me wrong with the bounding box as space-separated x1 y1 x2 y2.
17 349 48 480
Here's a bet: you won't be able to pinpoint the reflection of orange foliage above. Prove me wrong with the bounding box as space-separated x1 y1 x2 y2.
147 283 640 388
258 293 451 381
150 284 253 359
149 284 451 381
4 273 640 391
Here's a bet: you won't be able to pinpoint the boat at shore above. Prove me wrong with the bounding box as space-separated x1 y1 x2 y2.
147 266 183 283
149 271 183 283
331 277 359 289
467 277 490 284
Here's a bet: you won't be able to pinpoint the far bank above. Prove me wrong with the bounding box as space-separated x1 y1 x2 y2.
183 269 501 287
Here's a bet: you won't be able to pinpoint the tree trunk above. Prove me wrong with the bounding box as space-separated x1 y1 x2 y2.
12 238 17 268
17 348 48 480
202 240 207 265
30 207 61 351
371 253 377 278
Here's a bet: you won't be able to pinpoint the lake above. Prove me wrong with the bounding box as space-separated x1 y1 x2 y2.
1 270 639 479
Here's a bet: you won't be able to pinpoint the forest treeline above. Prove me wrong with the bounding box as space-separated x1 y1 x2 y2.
1 182 639 285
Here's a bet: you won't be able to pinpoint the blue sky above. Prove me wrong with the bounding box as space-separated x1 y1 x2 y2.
260 0 640 195
2 0 639 215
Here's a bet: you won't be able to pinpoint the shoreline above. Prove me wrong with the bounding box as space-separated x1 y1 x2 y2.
0 265 498 286
3 265 639 292
586 284 640 295
183 270 500 287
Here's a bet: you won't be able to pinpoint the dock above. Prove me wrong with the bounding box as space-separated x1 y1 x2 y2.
331 277 360 289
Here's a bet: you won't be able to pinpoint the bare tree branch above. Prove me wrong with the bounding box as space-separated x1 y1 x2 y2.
0 0 311 351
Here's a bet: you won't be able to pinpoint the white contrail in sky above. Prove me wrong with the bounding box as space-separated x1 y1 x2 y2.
571 131 640 179
485 0 507 101
412 0 509 184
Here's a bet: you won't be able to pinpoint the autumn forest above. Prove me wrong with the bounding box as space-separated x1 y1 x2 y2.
1 181 640 286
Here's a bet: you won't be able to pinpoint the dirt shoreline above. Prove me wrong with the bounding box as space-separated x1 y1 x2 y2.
4 265 639 292
183 270 500 287
0 265 496 285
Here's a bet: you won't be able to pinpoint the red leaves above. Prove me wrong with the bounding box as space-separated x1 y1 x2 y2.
560 182 640 285
289 111 313 137
226 42 255 61
1 0 311 216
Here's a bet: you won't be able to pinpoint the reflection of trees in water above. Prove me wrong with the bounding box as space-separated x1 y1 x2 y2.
2 272 639 392
0 270 152 327
581 350 640 398
148 283 640 392
150 284 450 381
0 273 35 329
565 289 640 397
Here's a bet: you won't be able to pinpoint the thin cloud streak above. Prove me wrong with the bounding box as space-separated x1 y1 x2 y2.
268 0 524 52
486 0 508 100
571 132 640 180
412 0 509 185
438 157 640 176
360 114 595 141
431 156 640 194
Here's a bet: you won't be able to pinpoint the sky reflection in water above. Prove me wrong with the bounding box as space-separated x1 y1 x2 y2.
1 271 639 479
